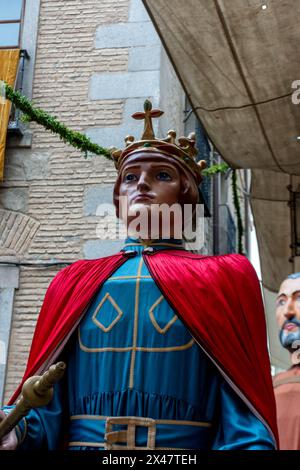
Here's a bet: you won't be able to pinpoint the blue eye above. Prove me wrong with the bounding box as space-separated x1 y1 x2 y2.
157 171 172 181
124 173 137 182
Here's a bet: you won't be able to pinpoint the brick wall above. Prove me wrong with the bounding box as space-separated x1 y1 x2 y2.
3 0 131 402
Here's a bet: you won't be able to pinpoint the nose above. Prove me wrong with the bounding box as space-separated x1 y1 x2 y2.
283 298 296 321
137 171 151 191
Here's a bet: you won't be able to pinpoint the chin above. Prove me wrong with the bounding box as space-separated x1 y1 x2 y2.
280 329 300 351
128 202 152 215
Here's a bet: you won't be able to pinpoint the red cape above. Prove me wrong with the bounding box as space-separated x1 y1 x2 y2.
8 250 278 447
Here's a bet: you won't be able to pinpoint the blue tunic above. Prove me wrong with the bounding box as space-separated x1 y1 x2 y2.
7 238 275 450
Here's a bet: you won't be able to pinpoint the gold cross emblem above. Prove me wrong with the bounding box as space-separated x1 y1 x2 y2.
132 99 164 140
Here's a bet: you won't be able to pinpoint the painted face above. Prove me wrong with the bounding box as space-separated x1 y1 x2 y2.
117 154 182 237
276 277 300 352
119 156 181 207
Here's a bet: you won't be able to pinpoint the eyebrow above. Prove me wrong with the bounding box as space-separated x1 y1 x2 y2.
276 290 300 300
276 293 286 300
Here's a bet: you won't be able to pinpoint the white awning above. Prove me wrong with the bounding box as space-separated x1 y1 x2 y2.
143 0 300 174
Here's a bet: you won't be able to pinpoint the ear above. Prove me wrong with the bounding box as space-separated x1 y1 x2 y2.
180 176 190 201
181 180 190 196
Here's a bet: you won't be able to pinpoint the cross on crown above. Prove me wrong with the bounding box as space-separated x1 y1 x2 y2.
110 100 206 184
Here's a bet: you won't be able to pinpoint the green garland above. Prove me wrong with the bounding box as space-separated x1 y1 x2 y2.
4 82 244 253
4 82 112 160
202 162 229 176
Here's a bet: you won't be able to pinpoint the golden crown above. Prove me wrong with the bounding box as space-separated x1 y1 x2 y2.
111 100 206 184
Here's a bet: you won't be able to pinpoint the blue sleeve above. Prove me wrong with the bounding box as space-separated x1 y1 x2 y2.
3 381 66 450
212 380 275 450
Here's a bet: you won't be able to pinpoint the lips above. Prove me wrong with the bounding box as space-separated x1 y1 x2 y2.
132 194 154 202
284 323 299 331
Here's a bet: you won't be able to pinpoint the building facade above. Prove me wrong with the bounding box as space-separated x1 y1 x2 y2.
0 0 248 404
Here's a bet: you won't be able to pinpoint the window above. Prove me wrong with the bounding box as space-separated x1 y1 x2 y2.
0 0 25 48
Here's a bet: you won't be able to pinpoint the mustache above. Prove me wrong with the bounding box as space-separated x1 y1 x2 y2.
281 319 300 330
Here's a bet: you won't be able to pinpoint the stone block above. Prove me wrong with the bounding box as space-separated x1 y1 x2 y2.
0 187 29 213
90 70 160 100
0 287 15 404
4 148 49 181
0 267 19 289
129 0 150 23
128 45 161 72
84 185 115 216
95 22 159 49
83 239 124 259
87 125 139 150
24 152 50 180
